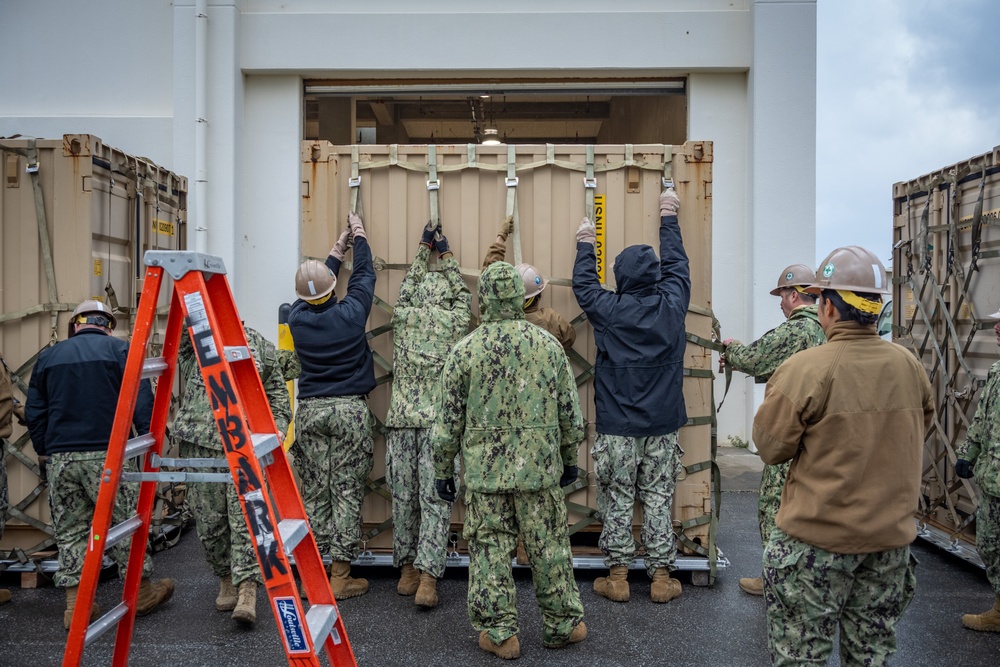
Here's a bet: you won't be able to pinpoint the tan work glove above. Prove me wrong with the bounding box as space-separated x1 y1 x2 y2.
497 215 514 241
576 218 596 245
659 188 681 217
348 211 367 241
330 229 353 261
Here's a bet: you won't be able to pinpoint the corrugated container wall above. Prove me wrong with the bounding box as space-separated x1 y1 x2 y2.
891 145 1000 565
0 135 186 554
300 142 717 565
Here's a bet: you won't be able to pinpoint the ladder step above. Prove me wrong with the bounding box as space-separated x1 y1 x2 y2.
278 519 308 554
252 433 280 461
152 454 228 469
224 345 252 362
105 515 144 550
140 357 168 379
123 433 156 459
85 602 129 647
305 604 341 648
122 471 232 483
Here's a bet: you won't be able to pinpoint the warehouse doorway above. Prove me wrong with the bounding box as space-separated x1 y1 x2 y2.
303 78 687 145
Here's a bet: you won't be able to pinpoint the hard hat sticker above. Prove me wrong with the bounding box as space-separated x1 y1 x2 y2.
785 271 794 281
871 264 882 288
823 264 835 278
307 280 317 295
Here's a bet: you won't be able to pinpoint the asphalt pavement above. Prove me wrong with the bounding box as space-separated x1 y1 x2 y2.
0 447 996 666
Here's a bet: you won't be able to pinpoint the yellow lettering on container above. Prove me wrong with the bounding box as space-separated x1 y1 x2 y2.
595 195 606 283
153 218 175 236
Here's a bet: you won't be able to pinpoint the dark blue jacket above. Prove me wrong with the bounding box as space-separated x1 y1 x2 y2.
572 214 690 436
289 236 376 398
25 328 154 455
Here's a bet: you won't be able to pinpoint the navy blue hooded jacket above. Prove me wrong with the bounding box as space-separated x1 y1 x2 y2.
25 328 154 455
288 236 377 399
572 213 690 436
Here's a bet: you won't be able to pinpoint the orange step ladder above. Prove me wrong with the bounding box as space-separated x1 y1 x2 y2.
63 250 357 667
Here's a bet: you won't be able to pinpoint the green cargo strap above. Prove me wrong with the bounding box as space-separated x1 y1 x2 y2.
917 184 932 271
362 518 394 542
686 415 713 427
687 332 724 353
0 302 74 325
969 165 986 271
349 145 363 218
505 145 522 267
662 145 673 189
427 145 441 229
584 145 596 221
26 141 60 341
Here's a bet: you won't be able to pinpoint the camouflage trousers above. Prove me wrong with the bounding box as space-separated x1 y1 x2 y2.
0 454 7 539
759 460 791 546
48 451 154 588
293 396 373 562
592 432 683 574
179 440 261 586
385 428 457 578
764 528 917 667
464 488 584 646
977 492 1000 594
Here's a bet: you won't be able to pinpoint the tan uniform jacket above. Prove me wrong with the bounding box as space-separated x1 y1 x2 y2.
753 320 934 553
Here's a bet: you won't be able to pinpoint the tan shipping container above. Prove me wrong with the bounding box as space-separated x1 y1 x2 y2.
0 134 187 561
300 141 720 576
891 145 1000 567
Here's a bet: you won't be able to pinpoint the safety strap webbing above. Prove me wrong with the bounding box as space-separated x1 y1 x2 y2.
427 145 441 229
506 145 522 267
350 145 363 218
584 145 596 222
26 141 60 342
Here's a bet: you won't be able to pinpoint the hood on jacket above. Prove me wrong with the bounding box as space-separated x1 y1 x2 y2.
613 244 659 294
479 261 525 322
415 272 452 308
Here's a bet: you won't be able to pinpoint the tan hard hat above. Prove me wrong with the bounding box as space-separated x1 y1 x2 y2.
515 263 547 299
294 259 336 301
806 246 890 295
769 264 817 296
71 299 117 330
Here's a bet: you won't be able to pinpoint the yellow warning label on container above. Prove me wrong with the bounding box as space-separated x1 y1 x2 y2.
93 258 103 277
153 218 175 236
595 195 606 283
958 207 1000 225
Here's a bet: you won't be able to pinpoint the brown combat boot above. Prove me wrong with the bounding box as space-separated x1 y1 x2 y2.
397 563 420 596
479 631 520 659
231 580 257 625
63 585 100 630
515 538 530 566
0 589 11 605
739 576 764 596
593 565 630 602
329 561 368 600
650 569 682 603
216 575 238 611
135 578 175 616
414 571 439 608
962 595 1000 632
544 621 587 649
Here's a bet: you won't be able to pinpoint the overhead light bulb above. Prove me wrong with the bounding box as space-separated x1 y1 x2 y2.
481 127 501 145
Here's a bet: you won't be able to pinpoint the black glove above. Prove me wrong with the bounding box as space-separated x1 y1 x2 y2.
559 465 578 488
420 220 438 247
435 478 457 502
37 455 49 482
955 459 974 479
434 233 451 256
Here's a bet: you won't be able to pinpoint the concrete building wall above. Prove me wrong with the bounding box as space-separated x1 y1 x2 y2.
0 0 817 443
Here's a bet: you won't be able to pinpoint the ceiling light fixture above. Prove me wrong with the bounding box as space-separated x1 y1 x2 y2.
481 127 501 145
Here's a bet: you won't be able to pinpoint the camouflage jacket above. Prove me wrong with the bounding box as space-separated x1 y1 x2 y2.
957 360 1000 496
431 261 584 492
171 326 291 448
483 237 576 349
725 305 826 382
386 245 472 428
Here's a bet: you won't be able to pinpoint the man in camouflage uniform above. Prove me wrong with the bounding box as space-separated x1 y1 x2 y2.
572 188 690 604
25 301 174 628
1 352 25 605
955 306 1000 632
432 261 586 660
386 221 471 609
483 215 576 350
754 246 933 665
288 214 376 599
720 264 826 596
172 325 290 625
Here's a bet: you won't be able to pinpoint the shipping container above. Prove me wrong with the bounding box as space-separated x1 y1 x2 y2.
891 145 1000 567
0 134 187 567
300 141 723 579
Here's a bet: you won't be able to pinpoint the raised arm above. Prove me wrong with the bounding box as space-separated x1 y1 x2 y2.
571 218 614 333
481 216 513 270
657 189 691 313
